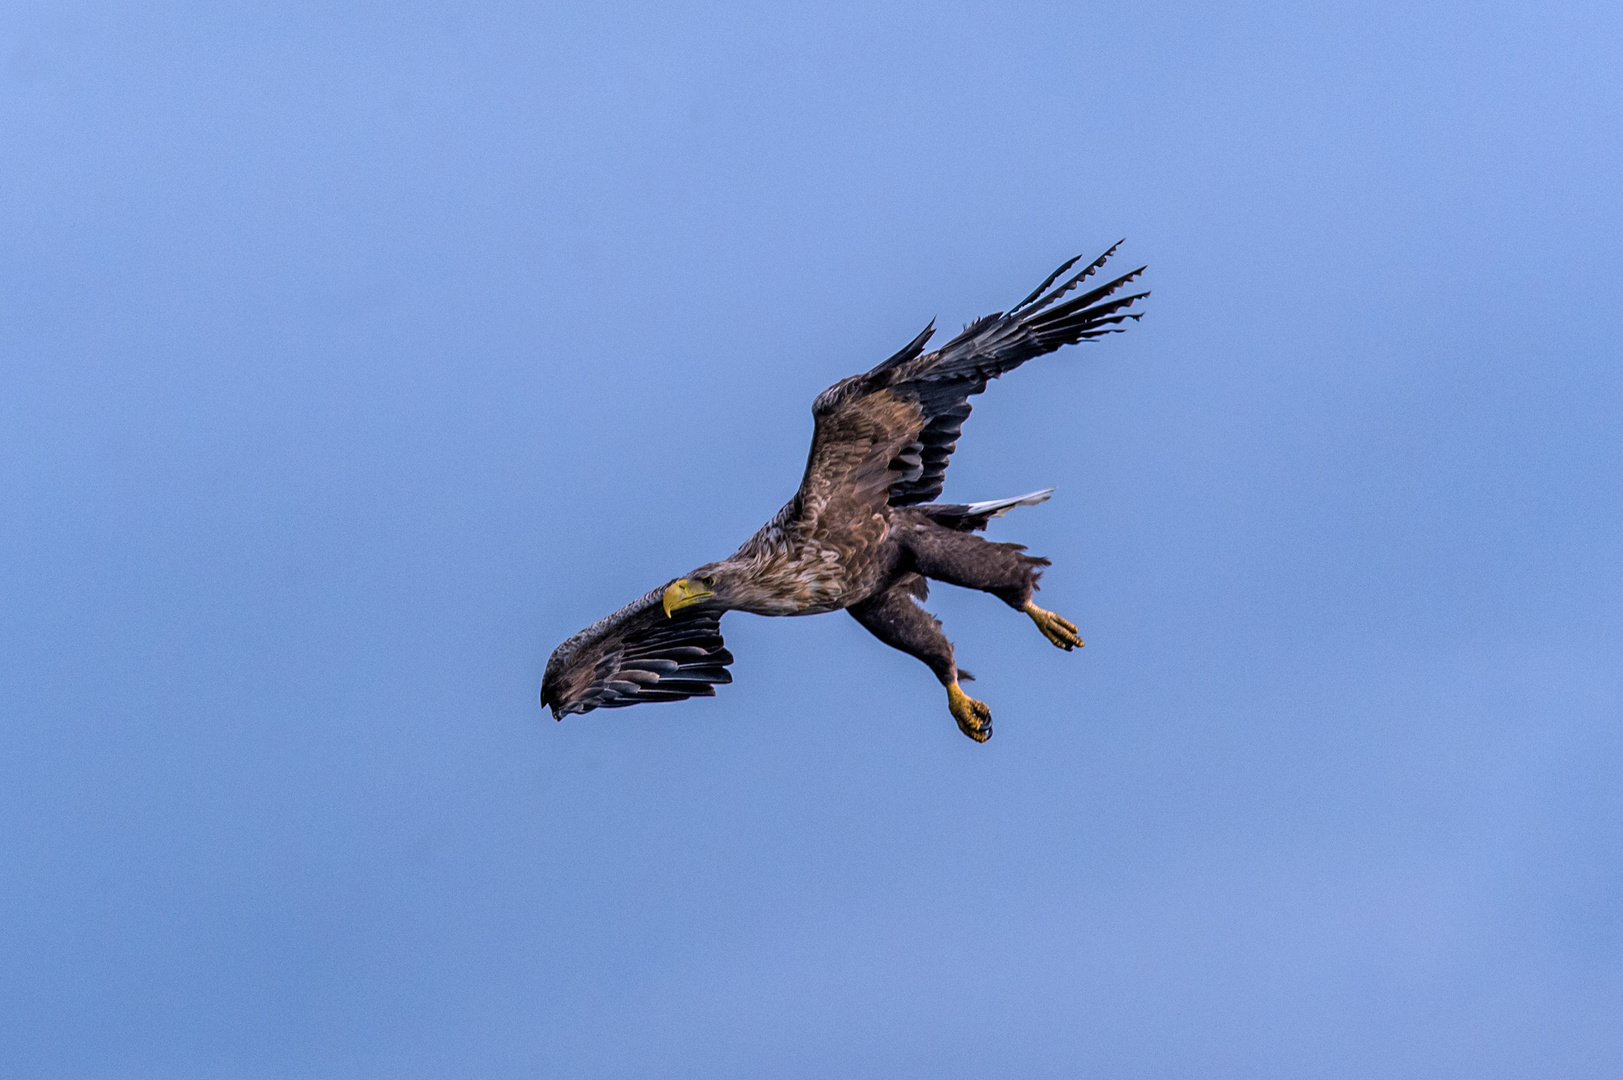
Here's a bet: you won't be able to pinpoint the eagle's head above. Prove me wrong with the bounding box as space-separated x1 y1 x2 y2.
662 562 744 617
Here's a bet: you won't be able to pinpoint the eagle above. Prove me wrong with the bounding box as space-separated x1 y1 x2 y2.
541 244 1148 741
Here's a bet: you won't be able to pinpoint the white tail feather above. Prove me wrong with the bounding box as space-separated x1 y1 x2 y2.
963 487 1055 519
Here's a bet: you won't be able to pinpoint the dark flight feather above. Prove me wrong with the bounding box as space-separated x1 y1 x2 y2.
541 584 733 717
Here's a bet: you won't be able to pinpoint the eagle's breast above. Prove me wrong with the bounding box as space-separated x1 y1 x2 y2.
731 506 894 616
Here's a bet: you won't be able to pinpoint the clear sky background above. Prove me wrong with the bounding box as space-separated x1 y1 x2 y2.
3 2 1620 1077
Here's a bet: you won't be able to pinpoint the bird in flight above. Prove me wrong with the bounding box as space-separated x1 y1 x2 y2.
542 244 1148 741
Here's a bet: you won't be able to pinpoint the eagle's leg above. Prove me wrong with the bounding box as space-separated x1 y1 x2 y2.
847 575 992 742
900 515 1082 651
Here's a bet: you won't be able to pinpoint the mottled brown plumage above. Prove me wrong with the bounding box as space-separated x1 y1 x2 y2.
541 244 1147 739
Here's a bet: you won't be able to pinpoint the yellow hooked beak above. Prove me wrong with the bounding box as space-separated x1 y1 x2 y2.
662 578 714 617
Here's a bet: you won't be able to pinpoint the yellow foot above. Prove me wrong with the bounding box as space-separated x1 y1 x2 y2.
1024 601 1083 650
947 682 993 743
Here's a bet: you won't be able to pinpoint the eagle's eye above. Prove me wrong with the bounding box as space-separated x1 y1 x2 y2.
699 574 717 588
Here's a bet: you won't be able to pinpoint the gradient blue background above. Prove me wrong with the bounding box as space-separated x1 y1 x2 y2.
3 2 1620 1076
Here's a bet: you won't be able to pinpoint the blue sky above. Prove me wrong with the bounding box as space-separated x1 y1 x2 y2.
3 2 1620 1076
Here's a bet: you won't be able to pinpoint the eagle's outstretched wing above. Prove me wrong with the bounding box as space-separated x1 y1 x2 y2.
796 244 1147 524
541 584 734 718
883 242 1147 505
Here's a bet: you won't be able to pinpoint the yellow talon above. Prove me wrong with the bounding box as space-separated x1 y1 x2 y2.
947 682 993 742
1024 601 1083 650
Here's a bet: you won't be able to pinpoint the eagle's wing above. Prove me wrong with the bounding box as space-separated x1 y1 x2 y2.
883 243 1147 505
801 243 1147 514
863 241 1155 506
541 583 734 718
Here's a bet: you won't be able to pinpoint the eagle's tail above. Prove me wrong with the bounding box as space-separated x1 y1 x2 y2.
913 487 1054 532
